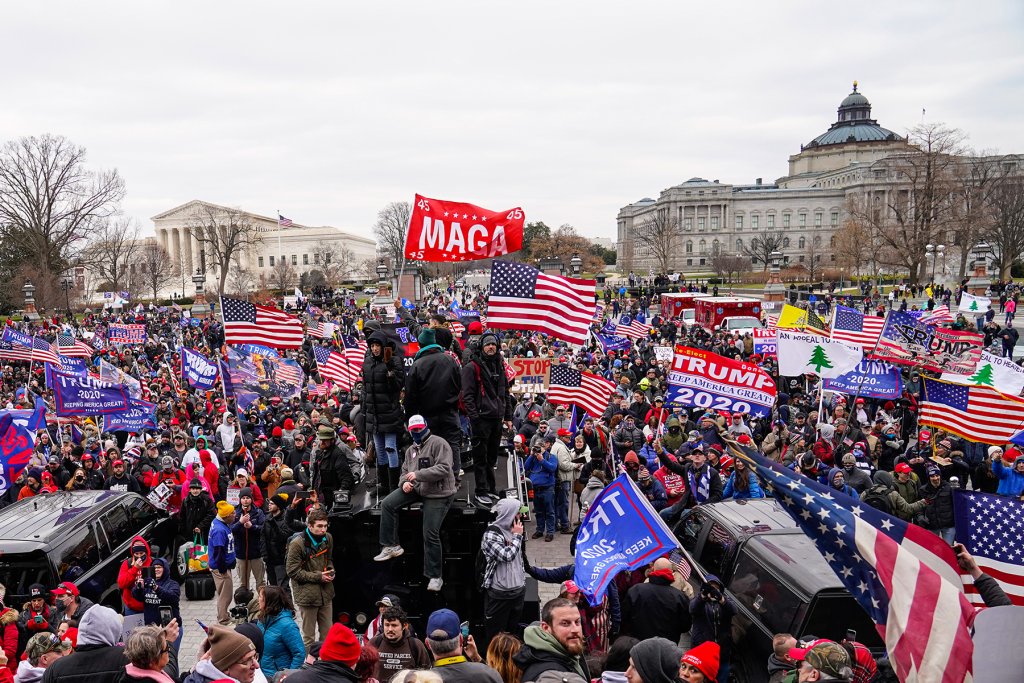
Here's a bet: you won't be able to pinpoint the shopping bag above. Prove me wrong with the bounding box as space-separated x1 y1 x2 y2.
187 533 209 573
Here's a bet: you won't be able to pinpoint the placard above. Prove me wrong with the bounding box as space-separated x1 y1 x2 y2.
509 357 551 393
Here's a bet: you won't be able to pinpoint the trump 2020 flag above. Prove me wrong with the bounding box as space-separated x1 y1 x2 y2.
958 292 991 315
573 474 680 603
776 330 862 378
181 347 219 391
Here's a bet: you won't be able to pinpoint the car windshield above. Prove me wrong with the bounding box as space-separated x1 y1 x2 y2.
725 316 762 330
682 310 695 322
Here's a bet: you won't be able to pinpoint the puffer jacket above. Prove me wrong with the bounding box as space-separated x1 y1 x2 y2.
920 479 955 529
1 606 17 674
361 331 406 433
258 609 306 677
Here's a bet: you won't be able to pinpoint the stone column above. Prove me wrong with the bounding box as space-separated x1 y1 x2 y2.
171 228 181 275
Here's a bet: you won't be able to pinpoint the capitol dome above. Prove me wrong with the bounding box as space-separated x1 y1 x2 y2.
804 81 902 149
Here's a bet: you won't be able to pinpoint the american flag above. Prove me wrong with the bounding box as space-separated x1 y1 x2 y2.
221 297 304 349
594 302 606 322
764 314 778 330
547 364 616 417
805 307 830 336
919 377 1024 444
275 358 305 386
307 320 336 339
57 332 94 358
486 260 595 345
615 314 651 339
278 214 293 227
748 453 974 683
953 489 1024 606
313 343 365 391
920 305 953 325
307 380 330 397
0 337 60 365
448 320 465 338
831 305 885 347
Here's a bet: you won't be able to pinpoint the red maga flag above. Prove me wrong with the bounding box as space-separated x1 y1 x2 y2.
404 194 524 262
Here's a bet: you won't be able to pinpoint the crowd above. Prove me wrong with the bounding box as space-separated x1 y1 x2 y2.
0 272 1019 683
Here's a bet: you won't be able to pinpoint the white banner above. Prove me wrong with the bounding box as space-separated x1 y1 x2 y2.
777 330 862 379
958 292 992 314
941 350 1024 396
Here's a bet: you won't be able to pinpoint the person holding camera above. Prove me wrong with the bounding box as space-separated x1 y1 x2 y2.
310 425 355 510
690 575 736 683
523 435 558 542
286 508 336 649
130 558 182 651
116 538 153 616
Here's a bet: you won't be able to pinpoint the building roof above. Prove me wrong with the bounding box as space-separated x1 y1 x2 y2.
804 81 903 150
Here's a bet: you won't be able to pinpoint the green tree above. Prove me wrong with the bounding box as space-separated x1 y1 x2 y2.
807 344 834 374
521 221 551 255
968 363 995 386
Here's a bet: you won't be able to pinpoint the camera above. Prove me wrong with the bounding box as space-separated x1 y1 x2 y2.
702 586 722 603
141 567 155 581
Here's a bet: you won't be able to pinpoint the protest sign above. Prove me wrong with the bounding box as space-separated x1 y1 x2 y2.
52 371 130 415
181 348 219 390
147 482 172 510
666 347 777 417
822 360 903 399
752 328 777 356
573 474 680 603
107 324 147 344
653 346 673 363
509 357 551 393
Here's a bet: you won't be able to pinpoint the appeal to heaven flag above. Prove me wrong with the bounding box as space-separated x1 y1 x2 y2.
941 350 1024 396
958 292 992 314
776 330 862 378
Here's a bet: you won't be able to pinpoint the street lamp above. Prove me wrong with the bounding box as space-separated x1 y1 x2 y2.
570 252 582 277
925 243 945 284
60 274 74 315
22 280 35 307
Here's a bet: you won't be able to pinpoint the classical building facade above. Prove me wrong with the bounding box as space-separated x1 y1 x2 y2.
617 83 916 274
151 200 376 295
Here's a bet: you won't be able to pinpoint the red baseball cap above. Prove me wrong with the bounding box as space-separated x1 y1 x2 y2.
52 581 79 597
557 428 571 438
894 463 913 474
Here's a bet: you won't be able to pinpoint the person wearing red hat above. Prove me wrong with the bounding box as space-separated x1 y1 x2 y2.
283 623 362 683
679 641 720 682
52 582 94 634
103 458 141 494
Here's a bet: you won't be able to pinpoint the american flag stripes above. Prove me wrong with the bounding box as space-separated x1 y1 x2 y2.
763 314 779 330
275 359 305 386
278 214 293 227
0 338 60 365
448 320 465 338
486 260 596 345
307 320 336 339
748 453 974 683
547 364 616 417
313 342 366 391
919 377 1024 444
615 314 651 339
306 380 330 397
953 489 1024 606
919 305 953 325
831 305 885 347
57 332 94 358
221 297 304 349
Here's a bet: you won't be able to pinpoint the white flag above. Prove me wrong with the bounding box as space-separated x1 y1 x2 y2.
777 330 862 378
958 292 991 314
941 350 1024 396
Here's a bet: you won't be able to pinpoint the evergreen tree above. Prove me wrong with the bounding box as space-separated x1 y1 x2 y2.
808 344 834 374
968 363 995 386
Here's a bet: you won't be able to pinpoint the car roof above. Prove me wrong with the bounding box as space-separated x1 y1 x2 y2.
702 498 799 535
742 532 846 596
0 491 129 545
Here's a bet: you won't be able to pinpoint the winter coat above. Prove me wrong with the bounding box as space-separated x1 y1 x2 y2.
231 504 265 560
41 645 128 683
52 596 95 631
513 624 590 682
579 475 605 511
622 575 691 643
115 536 152 613
461 348 512 421
920 479 955 529
722 471 766 499
129 558 181 629
179 491 215 536
0 607 17 674
278 660 359 683
402 433 456 499
361 332 406 433
992 456 1024 497
690 582 736 658
404 346 462 419
262 508 305 566
524 450 558 488
310 442 355 505
637 477 668 510
258 610 306 678
286 530 335 608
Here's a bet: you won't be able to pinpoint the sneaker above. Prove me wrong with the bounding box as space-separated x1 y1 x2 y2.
427 577 443 591
531 531 544 539
373 545 404 562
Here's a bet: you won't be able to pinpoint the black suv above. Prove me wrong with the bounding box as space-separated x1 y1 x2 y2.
0 491 177 609
673 499 883 683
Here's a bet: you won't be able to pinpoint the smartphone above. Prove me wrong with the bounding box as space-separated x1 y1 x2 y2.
159 606 173 627
141 567 155 580
460 621 470 638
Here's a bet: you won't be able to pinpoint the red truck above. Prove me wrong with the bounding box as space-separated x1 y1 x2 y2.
694 296 764 334
660 292 705 323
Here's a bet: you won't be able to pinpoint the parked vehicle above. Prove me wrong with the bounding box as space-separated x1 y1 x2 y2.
672 499 882 683
0 491 177 610
694 296 763 333
660 292 704 324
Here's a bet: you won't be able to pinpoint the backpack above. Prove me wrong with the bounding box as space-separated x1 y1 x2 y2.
861 484 893 515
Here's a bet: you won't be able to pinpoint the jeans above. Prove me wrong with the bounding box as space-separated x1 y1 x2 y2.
555 480 571 530
937 527 956 544
534 486 555 534
373 432 400 468
472 418 502 495
660 500 687 527
379 487 453 579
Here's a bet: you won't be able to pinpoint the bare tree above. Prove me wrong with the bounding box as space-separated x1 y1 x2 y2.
802 237 826 282
186 204 262 294
227 265 257 298
358 258 378 281
0 134 125 302
709 245 748 283
632 210 679 274
373 201 411 273
985 174 1024 278
527 224 606 273
312 243 357 286
270 257 297 291
948 154 1003 278
741 230 786 271
80 216 141 292
138 243 175 301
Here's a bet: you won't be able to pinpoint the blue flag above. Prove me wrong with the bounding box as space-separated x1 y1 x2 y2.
573 474 680 603
0 413 34 497
102 397 158 432
2 328 33 348
595 333 632 353
821 360 903 399
52 371 130 416
181 347 219 390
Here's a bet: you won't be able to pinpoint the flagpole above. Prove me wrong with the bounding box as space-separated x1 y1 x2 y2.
25 330 37 403
276 210 283 274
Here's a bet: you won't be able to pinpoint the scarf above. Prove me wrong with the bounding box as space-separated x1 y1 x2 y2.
688 466 711 503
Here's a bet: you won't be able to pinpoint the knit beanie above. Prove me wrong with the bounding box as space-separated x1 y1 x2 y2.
217 501 235 518
681 641 721 682
238 487 253 501
207 625 255 672
630 637 684 683
320 623 361 666
417 328 436 348
269 493 289 510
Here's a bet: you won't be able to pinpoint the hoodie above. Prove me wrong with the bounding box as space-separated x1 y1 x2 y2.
78 605 123 647
512 624 589 683
116 536 152 613
15 659 46 683
629 637 683 683
41 606 128 683
130 558 181 629
481 498 526 593
992 455 1024 497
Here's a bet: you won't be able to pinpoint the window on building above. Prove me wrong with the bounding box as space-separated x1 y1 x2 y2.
783 237 790 248
291 254 297 266
831 211 839 226
799 255 805 263
736 238 743 250
735 216 743 230
699 258 706 266
686 258 693 266
814 235 821 246
799 213 806 227
831 254 836 262
699 239 706 254
783 213 791 228
314 253 320 264
269 255 275 267
684 217 693 231
815 212 822 226
799 237 806 249
830 235 836 247
686 241 693 254
711 216 719 230
712 239 720 253
698 217 705 231
258 257 264 268
699 190 705 196
767 214 775 228
751 215 759 229
303 254 309 265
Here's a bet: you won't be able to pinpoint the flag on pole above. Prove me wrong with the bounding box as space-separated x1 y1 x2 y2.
221 297 304 349
57 332 95 358
941 350 1024 396
919 305 954 325
278 214 293 227
776 330 862 378
547 364 616 417
831 306 885 347
307 320 336 339
745 452 974 683
958 292 991 315
919 377 1024 444
614 313 651 339
953 489 1024 606
486 260 596 345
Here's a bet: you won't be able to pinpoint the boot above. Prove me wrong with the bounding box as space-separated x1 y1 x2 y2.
376 465 389 496
388 467 402 494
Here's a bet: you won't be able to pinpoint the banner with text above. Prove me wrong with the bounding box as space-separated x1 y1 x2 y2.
822 360 904 399
874 311 983 375
666 347 777 417
102 397 158 432
0 414 35 498
752 328 777 356
941 350 1024 396
107 324 147 345
404 193 525 262
509 357 551 393
181 348 219 391
52 371 130 416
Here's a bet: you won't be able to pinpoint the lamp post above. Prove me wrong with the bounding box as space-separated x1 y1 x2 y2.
22 280 38 320
191 267 209 316
925 243 944 284
570 252 582 277
60 274 74 316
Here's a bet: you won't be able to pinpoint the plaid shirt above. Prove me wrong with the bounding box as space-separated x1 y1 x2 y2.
481 525 523 589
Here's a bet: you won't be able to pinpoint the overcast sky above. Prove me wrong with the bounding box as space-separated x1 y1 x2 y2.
3 1 1022 242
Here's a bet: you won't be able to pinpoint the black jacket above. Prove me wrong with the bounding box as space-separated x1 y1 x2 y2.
281 660 360 683
311 443 355 500
43 644 127 683
919 480 954 529
621 575 692 642
361 331 406 433
262 508 305 565
179 492 215 536
405 347 462 419
461 349 512 421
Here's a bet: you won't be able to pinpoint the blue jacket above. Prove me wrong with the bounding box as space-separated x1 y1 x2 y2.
231 505 265 560
722 472 766 499
524 450 558 488
209 517 236 572
637 477 668 510
258 609 306 677
130 557 181 628
993 457 1024 497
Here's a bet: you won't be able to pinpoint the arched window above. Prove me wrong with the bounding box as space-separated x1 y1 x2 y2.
686 241 693 254
798 237 806 249
699 239 707 254
814 235 821 246
783 237 790 248
712 239 720 253
736 238 743 250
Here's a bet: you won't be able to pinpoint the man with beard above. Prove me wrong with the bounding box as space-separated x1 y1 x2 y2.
513 598 590 681
104 459 141 493
369 606 430 680
310 425 355 510
462 333 513 504
80 454 106 490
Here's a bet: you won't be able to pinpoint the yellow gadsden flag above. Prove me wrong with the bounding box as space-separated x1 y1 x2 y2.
776 304 808 330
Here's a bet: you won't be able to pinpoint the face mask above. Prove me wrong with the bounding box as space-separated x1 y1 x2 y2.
410 428 430 445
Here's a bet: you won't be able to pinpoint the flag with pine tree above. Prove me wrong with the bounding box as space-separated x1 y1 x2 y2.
808 344 834 374
967 363 995 386
777 330 862 378
958 292 991 315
